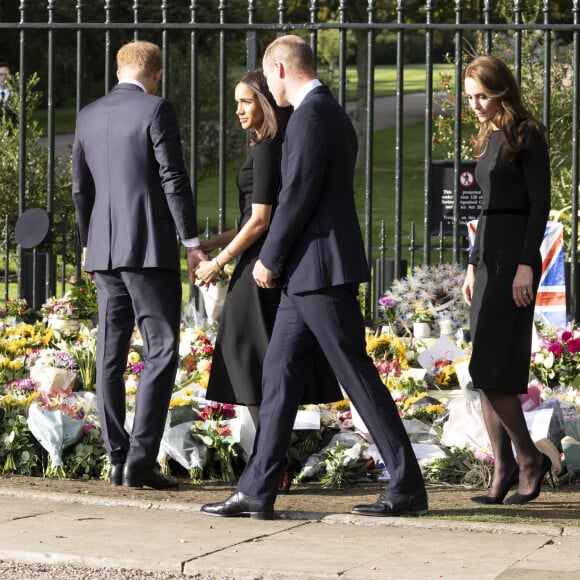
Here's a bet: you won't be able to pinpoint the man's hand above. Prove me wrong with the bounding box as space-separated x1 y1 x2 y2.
252 259 279 288
186 248 208 285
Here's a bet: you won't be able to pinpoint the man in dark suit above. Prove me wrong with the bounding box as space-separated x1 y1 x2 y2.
201 35 427 519
72 40 206 489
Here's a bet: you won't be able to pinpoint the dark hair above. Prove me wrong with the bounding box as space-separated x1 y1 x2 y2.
236 69 287 145
464 54 547 160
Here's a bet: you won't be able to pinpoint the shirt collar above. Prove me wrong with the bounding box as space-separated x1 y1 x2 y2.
118 78 146 93
292 79 322 109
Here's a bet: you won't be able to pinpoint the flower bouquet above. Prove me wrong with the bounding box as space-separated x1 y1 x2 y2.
27 348 78 394
531 327 580 388
380 263 469 333
1 298 32 323
0 395 42 475
190 402 241 482
66 275 99 322
366 332 410 383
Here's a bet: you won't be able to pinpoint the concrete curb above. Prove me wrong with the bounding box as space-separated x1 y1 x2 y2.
1 486 577 538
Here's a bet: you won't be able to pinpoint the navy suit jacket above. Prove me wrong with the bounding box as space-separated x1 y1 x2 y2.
259 85 370 294
72 83 198 273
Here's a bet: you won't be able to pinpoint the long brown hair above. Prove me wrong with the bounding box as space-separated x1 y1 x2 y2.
236 69 281 146
464 55 547 160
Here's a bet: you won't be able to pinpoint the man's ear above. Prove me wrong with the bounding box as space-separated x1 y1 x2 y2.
276 61 286 79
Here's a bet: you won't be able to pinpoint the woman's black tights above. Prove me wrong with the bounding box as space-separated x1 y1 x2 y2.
480 390 542 496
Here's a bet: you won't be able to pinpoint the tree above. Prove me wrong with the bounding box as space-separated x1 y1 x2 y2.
0 73 72 236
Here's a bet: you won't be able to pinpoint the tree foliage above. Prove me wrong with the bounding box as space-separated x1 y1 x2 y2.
0 73 71 226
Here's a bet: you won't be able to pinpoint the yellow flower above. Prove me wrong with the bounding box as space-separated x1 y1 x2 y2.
169 397 192 408
403 392 429 411
9 359 23 371
127 351 141 364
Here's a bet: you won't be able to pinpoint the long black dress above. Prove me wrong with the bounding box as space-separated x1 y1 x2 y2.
468 126 550 394
206 138 342 405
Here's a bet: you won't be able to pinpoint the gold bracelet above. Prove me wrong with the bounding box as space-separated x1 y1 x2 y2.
224 247 235 261
212 258 223 274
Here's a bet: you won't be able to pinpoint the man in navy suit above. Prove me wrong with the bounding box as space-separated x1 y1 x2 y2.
72 40 206 489
202 34 427 519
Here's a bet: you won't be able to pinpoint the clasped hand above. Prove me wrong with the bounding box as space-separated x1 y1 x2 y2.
186 248 209 286
195 259 220 289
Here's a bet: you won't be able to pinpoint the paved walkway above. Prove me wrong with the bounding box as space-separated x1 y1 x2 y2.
0 485 578 579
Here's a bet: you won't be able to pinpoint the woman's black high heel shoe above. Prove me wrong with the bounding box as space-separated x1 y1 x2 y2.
471 468 519 505
504 453 553 505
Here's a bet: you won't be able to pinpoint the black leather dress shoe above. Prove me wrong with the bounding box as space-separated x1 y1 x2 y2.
109 463 124 487
122 465 179 489
351 488 428 517
201 491 274 520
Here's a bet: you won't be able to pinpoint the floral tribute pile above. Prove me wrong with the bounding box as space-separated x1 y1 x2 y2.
0 264 579 490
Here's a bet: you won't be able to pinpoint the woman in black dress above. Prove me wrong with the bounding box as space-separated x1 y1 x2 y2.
196 70 340 427
461 55 552 505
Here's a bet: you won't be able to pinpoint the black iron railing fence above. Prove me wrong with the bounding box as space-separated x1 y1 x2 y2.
0 1 578 321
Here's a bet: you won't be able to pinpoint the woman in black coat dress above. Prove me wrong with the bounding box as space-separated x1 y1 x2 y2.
196 71 341 429
462 55 552 505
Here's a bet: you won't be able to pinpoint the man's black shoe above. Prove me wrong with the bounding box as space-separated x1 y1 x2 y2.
201 491 274 520
122 465 178 489
351 488 428 517
109 463 124 486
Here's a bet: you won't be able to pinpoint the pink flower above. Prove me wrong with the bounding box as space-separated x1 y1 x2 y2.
561 330 573 341
567 338 580 353
548 343 563 357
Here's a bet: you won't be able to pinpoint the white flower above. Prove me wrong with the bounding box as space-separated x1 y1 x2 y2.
543 352 555 369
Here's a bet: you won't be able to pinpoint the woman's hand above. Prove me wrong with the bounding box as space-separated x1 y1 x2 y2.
512 264 534 308
462 264 476 306
195 259 221 289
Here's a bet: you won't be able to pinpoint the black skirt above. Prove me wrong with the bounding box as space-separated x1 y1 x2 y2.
206 246 342 405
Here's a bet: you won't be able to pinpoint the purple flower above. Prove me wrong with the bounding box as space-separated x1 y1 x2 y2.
379 296 396 308
55 351 78 370
9 378 36 393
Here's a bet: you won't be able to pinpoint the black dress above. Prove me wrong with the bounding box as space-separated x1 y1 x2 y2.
468 127 550 394
206 138 342 405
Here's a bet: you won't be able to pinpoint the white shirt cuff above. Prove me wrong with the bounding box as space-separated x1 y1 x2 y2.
182 237 201 249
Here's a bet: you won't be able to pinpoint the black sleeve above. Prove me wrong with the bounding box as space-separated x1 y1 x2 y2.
251 139 282 205
518 126 551 265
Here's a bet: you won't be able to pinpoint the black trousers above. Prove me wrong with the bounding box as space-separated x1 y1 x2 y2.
94 268 181 470
238 284 424 502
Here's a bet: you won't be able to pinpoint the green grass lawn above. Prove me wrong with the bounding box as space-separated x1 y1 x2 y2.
344 63 452 101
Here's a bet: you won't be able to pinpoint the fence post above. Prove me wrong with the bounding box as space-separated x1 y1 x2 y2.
3 215 9 301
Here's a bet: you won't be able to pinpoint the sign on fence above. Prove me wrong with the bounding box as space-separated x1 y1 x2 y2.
430 160 483 236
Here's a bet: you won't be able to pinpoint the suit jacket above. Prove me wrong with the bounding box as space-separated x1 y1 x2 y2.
72 83 198 273
259 85 370 294
260 86 370 293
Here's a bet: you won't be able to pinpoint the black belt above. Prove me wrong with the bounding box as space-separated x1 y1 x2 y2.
482 208 529 216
